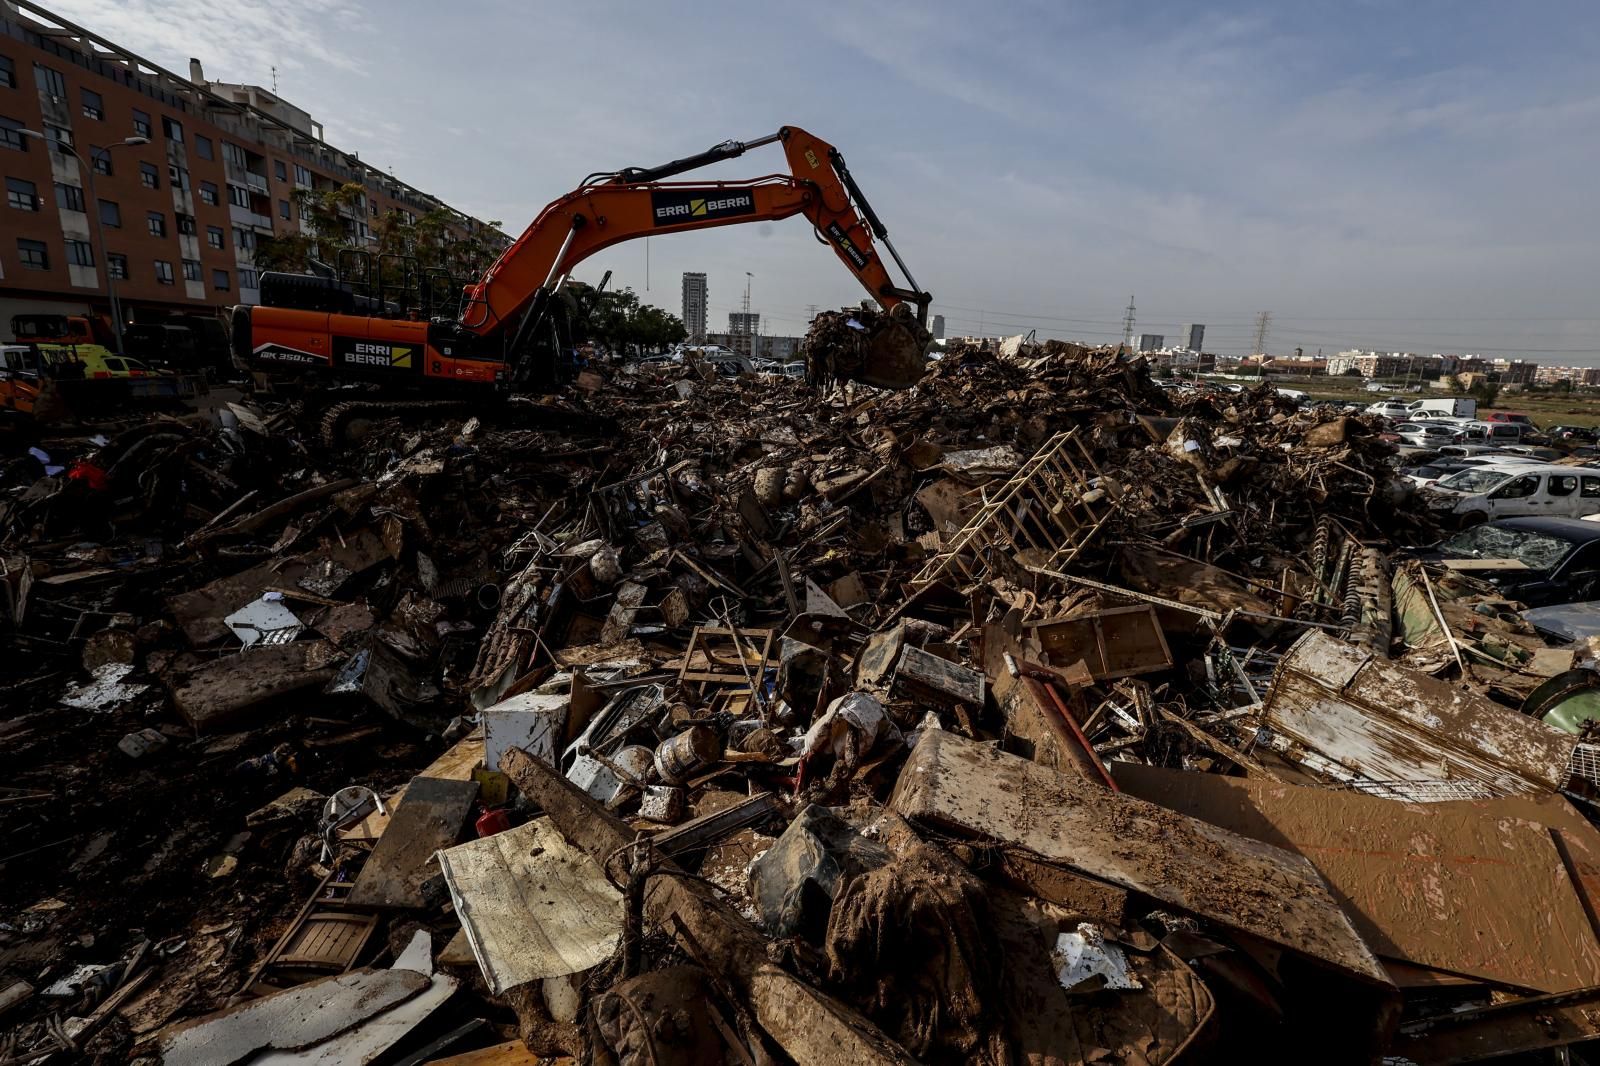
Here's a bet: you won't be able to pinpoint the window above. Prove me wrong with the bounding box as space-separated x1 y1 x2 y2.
17 238 48 270
221 141 246 168
44 123 71 149
227 184 251 208
6 176 37 210
293 163 311 185
168 164 186 190
140 161 159 189
107 253 127 279
154 259 173 284
182 258 200 281
132 108 151 138
147 210 166 236
273 160 286 181
206 225 224 249
1551 475 1580 498
91 148 111 175
195 134 213 160
162 116 183 143
33 63 65 98
0 54 13 89
233 227 255 252
239 267 259 289
279 198 290 219
369 197 378 216
212 268 230 291
99 199 120 227
66 240 93 267
199 180 218 205
81 88 102 120
1495 475 1540 500
176 212 196 235
0 115 25 151
53 182 84 212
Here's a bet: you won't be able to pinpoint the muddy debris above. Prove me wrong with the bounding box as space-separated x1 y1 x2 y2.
4 338 1600 1064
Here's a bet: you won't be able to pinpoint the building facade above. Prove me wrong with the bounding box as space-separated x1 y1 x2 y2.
1490 358 1539 384
728 311 758 335
0 1 504 333
930 313 944 340
1137 333 1164 352
680 271 706 343
1181 323 1205 351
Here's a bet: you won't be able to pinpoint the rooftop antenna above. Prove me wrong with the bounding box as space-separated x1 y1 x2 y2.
271 65 278 93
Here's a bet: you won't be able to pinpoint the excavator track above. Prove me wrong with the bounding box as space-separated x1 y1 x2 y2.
318 398 475 449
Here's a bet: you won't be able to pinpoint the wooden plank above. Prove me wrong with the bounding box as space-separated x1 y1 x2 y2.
889 729 1391 987
167 643 338 734
349 777 478 909
427 1041 560 1066
1113 764 1600 994
1264 630 1578 794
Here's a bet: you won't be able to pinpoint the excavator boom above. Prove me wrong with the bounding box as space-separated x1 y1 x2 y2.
235 126 931 395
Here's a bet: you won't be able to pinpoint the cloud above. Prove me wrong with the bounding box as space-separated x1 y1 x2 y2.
43 0 367 80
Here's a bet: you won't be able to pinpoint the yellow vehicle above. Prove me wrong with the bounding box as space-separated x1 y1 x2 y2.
33 343 154 379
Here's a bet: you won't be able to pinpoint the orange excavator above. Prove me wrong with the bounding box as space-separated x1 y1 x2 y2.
231 126 933 422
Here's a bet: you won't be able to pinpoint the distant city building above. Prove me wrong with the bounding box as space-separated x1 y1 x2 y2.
1138 334 1164 352
1181 324 1206 351
1149 348 1213 371
681 272 708 343
705 332 800 361
1490 358 1539 384
1328 350 1436 379
931 314 945 340
728 311 759 334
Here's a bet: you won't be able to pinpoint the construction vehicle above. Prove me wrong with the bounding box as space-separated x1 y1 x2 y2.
9 312 118 348
230 126 933 434
0 342 200 428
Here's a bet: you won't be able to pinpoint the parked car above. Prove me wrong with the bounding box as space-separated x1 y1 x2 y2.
1422 464 1600 524
1407 397 1478 419
1399 457 1520 487
1391 422 1461 447
1485 412 1537 426
1548 425 1600 443
1408 517 1600 607
1497 445 1565 461
1365 400 1413 419
1437 444 1513 458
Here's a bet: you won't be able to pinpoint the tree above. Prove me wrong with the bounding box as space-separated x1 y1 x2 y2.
255 183 504 310
1442 374 1463 394
1342 367 1362 377
1469 379 1502 409
584 287 685 356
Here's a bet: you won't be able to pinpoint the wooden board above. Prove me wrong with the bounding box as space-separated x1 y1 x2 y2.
349 777 478 909
1113 763 1600 994
1025 604 1173 680
428 1041 562 1066
889 729 1391 987
167 642 337 734
1264 629 1577 794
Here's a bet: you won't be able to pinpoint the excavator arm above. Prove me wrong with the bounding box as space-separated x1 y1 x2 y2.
459 127 932 385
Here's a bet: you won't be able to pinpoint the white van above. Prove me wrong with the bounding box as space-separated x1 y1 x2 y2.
1459 420 1534 446
1423 464 1600 524
1408 397 1477 419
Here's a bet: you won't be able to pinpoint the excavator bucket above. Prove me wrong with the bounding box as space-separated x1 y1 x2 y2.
803 306 931 390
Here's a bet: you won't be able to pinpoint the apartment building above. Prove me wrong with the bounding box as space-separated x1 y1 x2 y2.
0 1 505 332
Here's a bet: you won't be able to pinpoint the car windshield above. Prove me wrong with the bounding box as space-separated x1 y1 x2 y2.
1437 525 1575 571
1410 465 1443 478
1436 468 1510 493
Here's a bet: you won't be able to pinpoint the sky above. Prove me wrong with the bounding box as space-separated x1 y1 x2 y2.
45 0 1600 361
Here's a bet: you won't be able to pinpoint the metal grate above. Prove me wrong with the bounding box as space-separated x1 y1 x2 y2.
1345 779 1497 802
1569 743 1600 789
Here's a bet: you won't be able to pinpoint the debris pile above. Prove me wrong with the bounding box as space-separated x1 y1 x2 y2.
4 338 1600 1064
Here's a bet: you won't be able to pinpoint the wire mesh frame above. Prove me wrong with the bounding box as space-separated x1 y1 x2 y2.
909 429 1111 591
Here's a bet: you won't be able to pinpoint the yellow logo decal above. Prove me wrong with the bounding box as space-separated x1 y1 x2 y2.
805 149 820 169
391 346 413 368
690 199 707 217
